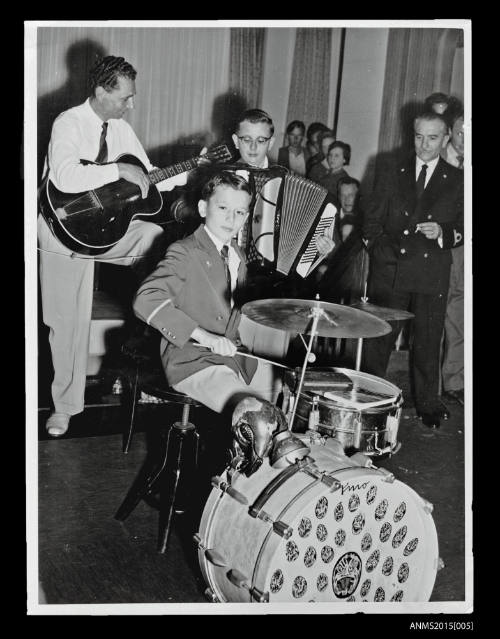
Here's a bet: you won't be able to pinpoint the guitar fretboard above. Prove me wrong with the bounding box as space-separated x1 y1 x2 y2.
148 157 200 184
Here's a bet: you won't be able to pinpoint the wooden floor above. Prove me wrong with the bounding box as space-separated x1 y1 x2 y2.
34 351 469 611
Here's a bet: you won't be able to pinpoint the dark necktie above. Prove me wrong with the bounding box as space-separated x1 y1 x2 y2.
415 163 428 199
95 122 108 163
220 245 232 304
456 155 464 169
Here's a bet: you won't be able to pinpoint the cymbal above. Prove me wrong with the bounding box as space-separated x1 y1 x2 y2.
241 298 391 339
349 300 415 322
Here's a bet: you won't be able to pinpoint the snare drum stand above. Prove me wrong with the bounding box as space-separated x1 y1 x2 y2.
354 294 370 371
288 301 337 432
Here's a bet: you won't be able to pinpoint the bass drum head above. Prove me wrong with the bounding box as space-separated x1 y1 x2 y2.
198 438 438 603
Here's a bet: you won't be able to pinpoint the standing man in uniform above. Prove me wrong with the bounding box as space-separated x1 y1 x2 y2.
362 111 463 428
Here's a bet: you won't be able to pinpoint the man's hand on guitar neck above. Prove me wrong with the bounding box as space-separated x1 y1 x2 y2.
117 163 151 198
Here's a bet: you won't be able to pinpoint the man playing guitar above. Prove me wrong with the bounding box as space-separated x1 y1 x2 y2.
38 55 187 437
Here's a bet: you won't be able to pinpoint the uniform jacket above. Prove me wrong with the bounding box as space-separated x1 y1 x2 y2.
363 155 463 295
133 225 257 386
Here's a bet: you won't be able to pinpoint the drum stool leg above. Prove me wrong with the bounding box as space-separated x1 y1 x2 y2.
114 401 199 546
157 404 199 554
122 365 140 454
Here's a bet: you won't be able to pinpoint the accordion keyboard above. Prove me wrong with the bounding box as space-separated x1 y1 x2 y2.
295 202 337 278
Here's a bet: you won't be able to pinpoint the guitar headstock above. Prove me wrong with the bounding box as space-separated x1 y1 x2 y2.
198 144 233 165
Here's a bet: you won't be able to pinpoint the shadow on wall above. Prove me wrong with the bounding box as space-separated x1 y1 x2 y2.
146 88 248 169
359 99 423 197
37 39 108 183
146 89 249 224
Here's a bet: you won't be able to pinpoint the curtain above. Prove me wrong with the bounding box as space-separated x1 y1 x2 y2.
377 28 462 155
36 26 231 178
225 28 265 135
285 28 332 128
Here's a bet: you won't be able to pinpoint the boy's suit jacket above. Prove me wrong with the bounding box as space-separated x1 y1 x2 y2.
133 225 257 386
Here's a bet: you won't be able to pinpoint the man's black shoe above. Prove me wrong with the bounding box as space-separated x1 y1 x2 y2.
436 400 451 420
443 389 464 406
417 411 441 429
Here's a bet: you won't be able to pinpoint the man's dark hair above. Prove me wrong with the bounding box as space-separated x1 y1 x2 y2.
327 140 351 166
235 109 274 136
337 176 360 195
306 121 329 142
424 92 450 110
88 55 137 96
201 171 253 201
286 120 305 135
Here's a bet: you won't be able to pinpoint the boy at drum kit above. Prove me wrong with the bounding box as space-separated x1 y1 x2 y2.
133 170 307 474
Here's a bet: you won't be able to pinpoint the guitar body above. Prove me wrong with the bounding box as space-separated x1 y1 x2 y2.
38 154 163 255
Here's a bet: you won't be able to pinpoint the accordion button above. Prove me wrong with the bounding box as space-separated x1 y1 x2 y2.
403 230 409 235
423 253 428 258
427 214 433 220
400 248 406 254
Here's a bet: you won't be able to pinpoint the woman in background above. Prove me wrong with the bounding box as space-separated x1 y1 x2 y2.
319 140 351 196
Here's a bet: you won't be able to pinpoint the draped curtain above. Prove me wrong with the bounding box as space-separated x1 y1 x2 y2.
210 27 267 143
36 26 231 178
377 28 462 155
229 28 266 109
285 28 332 128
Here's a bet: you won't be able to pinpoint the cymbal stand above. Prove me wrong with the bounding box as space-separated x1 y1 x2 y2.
287 304 323 432
354 291 369 372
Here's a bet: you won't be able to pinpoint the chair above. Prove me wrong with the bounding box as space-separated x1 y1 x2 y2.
114 326 203 553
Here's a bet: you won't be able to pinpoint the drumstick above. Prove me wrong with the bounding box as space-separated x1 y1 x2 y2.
193 343 289 369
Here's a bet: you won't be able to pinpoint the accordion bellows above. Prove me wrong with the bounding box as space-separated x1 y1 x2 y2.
247 171 338 278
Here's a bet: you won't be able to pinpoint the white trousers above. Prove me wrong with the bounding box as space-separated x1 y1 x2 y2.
173 361 282 414
38 215 163 415
174 314 289 413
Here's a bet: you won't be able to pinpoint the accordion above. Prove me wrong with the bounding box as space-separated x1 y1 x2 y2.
240 168 338 278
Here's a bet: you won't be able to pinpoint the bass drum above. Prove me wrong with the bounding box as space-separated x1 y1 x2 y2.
196 435 439 603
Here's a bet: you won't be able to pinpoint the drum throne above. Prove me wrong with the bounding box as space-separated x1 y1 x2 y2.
114 324 204 554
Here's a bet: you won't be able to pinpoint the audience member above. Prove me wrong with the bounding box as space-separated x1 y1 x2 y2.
307 129 335 183
424 92 463 129
441 109 465 406
306 121 330 159
318 141 351 197
277 120 311 176
317 177 366 302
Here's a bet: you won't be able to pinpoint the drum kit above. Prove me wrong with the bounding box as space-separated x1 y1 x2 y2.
195 297 442 604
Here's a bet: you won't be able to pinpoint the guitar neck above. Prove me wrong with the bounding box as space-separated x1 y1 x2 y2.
148 157 200 184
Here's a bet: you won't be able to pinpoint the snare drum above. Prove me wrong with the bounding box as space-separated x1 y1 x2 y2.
196 435 439 603
286 368 402 457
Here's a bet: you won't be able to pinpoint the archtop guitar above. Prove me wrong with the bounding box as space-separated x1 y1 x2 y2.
38 144 232 255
